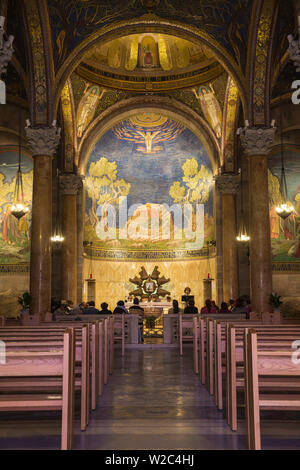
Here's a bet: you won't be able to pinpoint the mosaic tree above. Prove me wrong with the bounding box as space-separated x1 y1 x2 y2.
86 157 131 228
169 158 213 205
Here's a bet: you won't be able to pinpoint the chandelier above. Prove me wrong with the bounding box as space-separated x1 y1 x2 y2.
236 168 250 243
51 169 64 244
11 95 29 220
236 225 250 243
275 77 294 220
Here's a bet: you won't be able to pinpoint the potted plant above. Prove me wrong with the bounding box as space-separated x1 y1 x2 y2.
269 293 283 312
18 292 32 315
145 316 156 329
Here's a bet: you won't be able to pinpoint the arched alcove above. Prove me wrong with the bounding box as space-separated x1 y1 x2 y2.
78 100 221 308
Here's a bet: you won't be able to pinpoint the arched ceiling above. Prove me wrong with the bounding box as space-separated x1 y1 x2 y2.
48 0 253 74
77 33 224 92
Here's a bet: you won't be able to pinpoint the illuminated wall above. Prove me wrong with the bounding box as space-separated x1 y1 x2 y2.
84 112 215 261
0 148 33 266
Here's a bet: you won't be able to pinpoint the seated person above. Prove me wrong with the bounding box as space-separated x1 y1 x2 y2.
228 299 235 311
166 296 172 303
113 300 129 314
219 302 229 313
232 297 248 314
129 298 144 343
211 300 219 312
184 299 199 314
53 302 67 316
168 299 183 314
200 299 217 314
99 302 113 315
68 301 85 315
129 298 144 314
83 301 100 314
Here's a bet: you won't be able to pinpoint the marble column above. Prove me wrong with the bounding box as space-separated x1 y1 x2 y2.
215 173 240 302
59 174 83 304
239 126 276 312
25 123 61 315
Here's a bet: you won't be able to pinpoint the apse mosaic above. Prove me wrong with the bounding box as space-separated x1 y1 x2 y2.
0 150 33 265
268 151 300 264
84 113 214 260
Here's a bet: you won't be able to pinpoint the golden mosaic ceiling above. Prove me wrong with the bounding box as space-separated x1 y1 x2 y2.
77 33 224 92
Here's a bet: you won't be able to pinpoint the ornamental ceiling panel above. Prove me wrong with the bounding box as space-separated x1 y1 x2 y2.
77 32 224 92
47 0 253 73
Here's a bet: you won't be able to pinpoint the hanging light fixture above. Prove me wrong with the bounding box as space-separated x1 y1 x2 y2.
51 169 64 243
236 168 250 243
11 89 29 220
275 80 294 219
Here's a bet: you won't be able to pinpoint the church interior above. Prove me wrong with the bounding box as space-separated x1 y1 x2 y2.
0 0 300 452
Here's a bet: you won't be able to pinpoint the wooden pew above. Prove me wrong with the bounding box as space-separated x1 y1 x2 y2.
113 314 125 358
0 324 90 432
104 318 109 385
192 316 199 374
179 314 194 356
198 318 206 385
245 329 300 450
0 328 75 450
197 318 300 416
197 316 251 390
225 324 300 431
1 319 107 412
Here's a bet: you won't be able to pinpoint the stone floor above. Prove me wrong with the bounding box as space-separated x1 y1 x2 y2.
0 347 300 450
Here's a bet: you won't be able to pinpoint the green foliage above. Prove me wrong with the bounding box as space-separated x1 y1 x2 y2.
86 157 131 227
269 292 283 308
18 292 32 309
169 158 213 205
145 316 156 328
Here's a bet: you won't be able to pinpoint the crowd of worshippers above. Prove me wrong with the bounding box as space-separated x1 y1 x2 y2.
168 295 251 316
51 295 251 318
51 298 144 317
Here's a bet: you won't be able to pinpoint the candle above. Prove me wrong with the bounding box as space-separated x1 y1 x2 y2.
208 273 210 279
90 274 93 279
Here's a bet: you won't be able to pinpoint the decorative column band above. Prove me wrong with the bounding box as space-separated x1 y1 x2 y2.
237 125 276 156
214 172 240 195
25 121 61 156
0 16 14 78
288 15 300 72
59 174 84 195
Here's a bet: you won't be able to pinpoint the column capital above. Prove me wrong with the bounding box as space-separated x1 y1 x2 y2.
0 17 14 77
288 33 300 71
60 173 84 195
237 126 276 156
214 172 240 195
25 122 61 157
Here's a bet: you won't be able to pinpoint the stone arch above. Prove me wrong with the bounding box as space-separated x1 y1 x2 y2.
54 17 248 119
22 0 55 125
247 0 279 126
77 95 220 176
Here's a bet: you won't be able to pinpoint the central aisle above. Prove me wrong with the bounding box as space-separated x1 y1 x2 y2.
75 348 246 450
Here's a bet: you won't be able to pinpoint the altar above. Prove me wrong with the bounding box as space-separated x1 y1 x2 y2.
126 301 171 338
125 301 172 314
